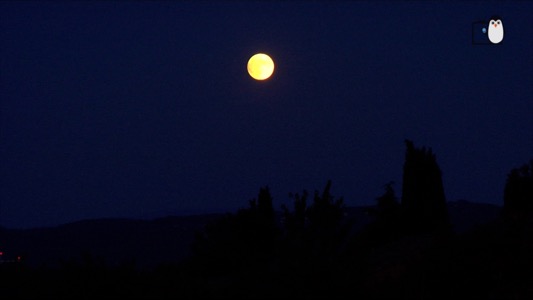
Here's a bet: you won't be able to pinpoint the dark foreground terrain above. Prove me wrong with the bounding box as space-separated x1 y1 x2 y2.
2 200 532 299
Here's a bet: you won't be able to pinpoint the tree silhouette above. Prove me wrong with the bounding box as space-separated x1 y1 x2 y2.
375 182 400 224
189 182 350 297
503 159 533 222
370 181 401 240
401 140 449 234
279 180 348 297
281 180 346 256
190 186 279 281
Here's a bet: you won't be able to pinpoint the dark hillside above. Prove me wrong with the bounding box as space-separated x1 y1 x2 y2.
1 201 501 271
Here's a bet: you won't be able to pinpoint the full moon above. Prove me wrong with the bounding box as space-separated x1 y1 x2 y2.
247 53 274 80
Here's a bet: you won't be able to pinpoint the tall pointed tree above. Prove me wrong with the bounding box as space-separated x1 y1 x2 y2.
401 140 449 234
503 159 533 221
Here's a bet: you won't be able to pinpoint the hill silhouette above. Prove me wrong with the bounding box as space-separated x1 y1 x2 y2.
1 144 530 299
1 200 500 271
0 214 224 270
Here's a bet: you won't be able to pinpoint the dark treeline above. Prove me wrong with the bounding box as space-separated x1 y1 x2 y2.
1 141 532 299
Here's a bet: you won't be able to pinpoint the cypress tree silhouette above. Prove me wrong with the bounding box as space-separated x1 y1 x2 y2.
503 159 533 221
401 140 449 234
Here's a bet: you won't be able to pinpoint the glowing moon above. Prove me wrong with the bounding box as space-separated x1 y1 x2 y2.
247 53 274 80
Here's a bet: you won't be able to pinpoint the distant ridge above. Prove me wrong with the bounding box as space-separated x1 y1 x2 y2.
0 200 501 270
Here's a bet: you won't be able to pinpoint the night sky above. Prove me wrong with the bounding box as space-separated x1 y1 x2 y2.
1 1 532 229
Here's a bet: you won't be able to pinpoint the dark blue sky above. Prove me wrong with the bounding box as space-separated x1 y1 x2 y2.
1 1 532 229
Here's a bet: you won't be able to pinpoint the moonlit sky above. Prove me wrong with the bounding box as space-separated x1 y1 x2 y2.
1 1 532 229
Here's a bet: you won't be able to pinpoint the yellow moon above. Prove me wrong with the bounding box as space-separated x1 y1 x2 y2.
247 53 274 80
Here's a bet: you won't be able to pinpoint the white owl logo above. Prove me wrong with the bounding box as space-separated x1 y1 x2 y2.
488 16 504 44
